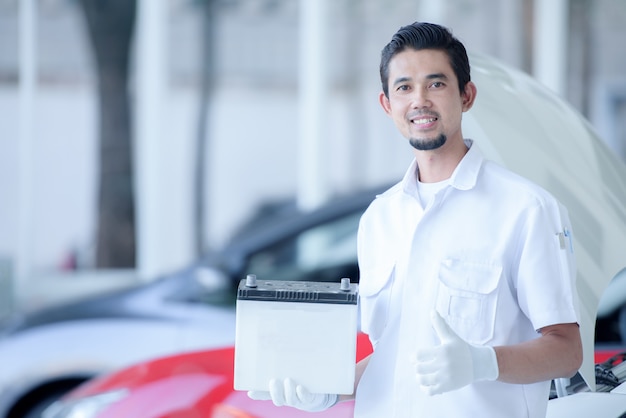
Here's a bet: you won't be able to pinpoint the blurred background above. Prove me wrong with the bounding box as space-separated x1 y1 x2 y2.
0 0 625 314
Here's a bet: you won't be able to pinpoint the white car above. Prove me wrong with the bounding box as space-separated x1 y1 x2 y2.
4 52 626 418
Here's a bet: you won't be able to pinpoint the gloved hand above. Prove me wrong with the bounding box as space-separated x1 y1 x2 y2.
413 310 499 395
248 378 338 412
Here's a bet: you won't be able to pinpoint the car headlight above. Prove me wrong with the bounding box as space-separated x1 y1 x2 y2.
42 389 128 418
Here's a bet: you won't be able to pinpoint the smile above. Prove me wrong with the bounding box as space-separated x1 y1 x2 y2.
411 117 437 124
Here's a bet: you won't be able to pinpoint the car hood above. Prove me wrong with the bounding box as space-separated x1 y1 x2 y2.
465 52 626 391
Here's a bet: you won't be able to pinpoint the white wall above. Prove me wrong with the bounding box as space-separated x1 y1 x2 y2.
0 80 408 277
0 84 97 271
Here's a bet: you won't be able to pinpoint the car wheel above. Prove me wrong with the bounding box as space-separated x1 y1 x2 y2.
21 391 65 418
8 381 83 418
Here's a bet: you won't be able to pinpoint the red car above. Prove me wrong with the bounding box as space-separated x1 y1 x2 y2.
40 337 626 418
43 333 374 418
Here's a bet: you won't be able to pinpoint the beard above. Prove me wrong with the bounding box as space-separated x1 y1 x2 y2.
409 133 447 151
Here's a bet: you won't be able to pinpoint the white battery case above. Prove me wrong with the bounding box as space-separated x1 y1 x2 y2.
234 276 358 395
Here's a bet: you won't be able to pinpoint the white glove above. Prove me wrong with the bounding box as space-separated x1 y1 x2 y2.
248 378 338 412
413 310 499 395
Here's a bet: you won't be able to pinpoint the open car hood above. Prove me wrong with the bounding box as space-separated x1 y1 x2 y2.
464 53 626 391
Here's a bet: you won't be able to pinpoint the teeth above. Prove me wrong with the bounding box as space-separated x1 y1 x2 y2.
413 117 436 124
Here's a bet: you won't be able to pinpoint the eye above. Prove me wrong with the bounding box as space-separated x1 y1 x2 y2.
396 84 410 92
429 81 445 88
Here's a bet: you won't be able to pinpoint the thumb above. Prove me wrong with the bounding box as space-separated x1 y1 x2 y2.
430 310 458 343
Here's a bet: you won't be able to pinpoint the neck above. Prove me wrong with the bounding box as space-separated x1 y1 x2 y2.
415 138 468 183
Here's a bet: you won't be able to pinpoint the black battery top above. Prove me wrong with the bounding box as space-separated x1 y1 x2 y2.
237 277 358 305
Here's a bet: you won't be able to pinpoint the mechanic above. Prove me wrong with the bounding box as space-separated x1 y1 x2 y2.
249 21 583 417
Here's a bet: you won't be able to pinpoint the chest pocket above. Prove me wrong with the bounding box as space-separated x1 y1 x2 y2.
436 259 502 345
359 262 395 347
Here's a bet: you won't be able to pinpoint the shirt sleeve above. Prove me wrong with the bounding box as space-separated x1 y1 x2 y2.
514 198 580 331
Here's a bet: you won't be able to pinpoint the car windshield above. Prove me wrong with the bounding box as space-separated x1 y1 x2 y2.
244 211 362 283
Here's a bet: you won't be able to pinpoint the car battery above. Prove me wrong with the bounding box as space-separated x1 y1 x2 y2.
234 275 359 395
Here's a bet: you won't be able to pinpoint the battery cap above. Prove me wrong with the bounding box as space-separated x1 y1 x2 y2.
245 274 258 288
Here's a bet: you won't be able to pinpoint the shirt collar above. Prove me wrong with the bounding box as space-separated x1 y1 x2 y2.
400 139 484 197
449 139 483 190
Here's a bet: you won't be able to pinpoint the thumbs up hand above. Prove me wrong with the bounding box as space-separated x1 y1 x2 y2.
413 310 499 395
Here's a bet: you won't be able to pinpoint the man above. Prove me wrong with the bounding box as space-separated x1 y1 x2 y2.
249 22 582 417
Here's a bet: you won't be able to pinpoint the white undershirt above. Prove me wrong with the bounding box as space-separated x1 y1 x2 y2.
417 178 449 208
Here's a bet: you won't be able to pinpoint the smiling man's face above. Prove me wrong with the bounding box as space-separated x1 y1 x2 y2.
379 48 475 152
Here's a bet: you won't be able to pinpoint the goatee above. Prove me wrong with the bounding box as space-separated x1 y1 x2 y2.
409 134 447 151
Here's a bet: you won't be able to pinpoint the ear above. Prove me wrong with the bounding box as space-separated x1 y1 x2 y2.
379 91 392 116
461 81 477 112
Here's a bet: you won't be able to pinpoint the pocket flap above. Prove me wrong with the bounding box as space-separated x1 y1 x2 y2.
359 263 395 297
439 259 502 294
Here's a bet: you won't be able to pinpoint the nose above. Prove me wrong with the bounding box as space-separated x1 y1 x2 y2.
410 89 431 108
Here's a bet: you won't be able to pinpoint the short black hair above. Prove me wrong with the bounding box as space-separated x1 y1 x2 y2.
380 22 470 97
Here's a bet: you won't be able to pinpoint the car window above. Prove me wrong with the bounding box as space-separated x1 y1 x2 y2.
244 210 362 283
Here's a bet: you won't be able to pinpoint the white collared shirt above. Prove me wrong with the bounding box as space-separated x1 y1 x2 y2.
355 140 579 418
